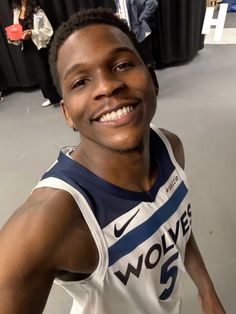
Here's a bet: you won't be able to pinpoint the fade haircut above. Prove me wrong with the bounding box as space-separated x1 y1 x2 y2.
49 7 144 96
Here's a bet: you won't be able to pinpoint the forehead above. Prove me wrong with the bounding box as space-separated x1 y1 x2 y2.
57 24 139 76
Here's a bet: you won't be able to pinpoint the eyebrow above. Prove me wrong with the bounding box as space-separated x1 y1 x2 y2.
110 46 135 55
63 63 86 81
63 46 136 81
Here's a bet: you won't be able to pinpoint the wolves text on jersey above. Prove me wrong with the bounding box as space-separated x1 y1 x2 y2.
114 203 192 299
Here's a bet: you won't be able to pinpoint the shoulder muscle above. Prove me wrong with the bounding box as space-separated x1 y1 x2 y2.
160 128 185 169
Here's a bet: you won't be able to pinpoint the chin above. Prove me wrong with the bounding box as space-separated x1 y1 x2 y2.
115 142 144 154
107 132 145 154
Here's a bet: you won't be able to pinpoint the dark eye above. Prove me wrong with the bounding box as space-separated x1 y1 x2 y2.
114 61 134 72
72 79 89 90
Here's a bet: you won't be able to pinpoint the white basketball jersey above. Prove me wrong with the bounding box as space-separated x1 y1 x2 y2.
34 126 192 314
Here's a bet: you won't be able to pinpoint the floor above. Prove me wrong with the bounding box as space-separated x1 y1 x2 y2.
0 13 235 314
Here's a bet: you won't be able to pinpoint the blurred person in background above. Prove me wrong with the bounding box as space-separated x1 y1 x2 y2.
8 0 60 107
115 0 158 66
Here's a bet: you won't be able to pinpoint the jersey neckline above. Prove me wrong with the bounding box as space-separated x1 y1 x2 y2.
58 128 166 202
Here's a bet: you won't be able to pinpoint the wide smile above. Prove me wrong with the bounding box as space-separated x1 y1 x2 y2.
99 105 134 122
93 101 141 127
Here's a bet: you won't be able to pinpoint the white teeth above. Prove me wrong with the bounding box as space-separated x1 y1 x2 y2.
99 105 133 122
111 112 116 119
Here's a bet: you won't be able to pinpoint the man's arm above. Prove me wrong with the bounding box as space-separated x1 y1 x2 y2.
0 188 89 314
0 202 57 313
185 232 225 314
139 0 158 22
0 268 55 314
161 128 225 314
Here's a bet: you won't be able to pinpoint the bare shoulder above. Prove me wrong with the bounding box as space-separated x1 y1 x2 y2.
0 188 82 312
0 188 82 276
1 187 81 236
0 188 97 312
159 128 185 170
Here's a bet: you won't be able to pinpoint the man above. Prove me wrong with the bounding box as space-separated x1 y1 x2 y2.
115 0 158 65
0 8 225 314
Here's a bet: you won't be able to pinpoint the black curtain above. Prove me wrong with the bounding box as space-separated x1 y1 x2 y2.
152 0 206 67
0 0 205 91
39 0 116 29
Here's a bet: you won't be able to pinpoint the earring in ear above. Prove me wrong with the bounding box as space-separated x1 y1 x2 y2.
73 126 78 132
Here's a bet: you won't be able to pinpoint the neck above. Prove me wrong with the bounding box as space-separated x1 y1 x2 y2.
73 132 157 192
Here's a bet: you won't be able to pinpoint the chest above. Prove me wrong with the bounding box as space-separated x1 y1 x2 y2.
100 175 191 294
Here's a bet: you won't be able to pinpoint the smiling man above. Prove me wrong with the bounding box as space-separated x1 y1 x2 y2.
0 8 225 314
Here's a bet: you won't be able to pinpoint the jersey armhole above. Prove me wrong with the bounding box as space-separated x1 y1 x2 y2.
33 178 108 285
150 124 189 187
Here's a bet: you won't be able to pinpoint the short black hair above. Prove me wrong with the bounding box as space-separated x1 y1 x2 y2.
49 7 144 96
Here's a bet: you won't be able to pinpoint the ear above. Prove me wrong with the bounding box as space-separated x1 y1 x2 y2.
60 99 74 129
147 65 159 96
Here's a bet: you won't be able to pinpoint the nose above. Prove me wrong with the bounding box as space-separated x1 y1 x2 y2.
92 69 126 100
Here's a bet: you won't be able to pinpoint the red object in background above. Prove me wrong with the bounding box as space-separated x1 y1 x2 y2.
5 24 23 40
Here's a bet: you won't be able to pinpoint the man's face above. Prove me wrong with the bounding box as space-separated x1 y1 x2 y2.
58 24 157 153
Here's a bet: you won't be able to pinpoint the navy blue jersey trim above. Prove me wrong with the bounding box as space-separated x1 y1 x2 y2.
40 128 176 228
108 181 188 267
41 169 95 211
42 129 174 202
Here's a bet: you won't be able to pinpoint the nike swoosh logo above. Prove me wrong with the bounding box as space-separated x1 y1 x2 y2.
114 209 140 238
